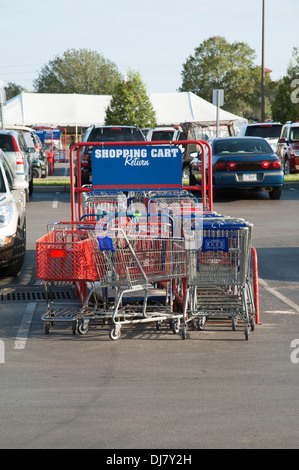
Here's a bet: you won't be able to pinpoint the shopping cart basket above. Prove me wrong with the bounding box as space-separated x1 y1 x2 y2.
182 217 255 340
87 227 186 340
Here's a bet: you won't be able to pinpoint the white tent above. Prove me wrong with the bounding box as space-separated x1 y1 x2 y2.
3 91 246 128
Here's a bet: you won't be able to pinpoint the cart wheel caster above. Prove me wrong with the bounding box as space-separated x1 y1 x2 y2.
44 322 51 334
198 316 206 331
232 317 238 331
182 325 187 340
250 316 255 331
109 326 121 341
78 321 89 335
172 319 180 334
244 326 249 340
72 320 78 335
156 321 162 331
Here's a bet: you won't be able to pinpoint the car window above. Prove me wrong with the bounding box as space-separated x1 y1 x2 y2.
245 125 282 138
214 139 273 155
0 134 15 152
151 131 176 141
18 135 26 152
290 128 299 142
2 158 14 187
88 127 144 142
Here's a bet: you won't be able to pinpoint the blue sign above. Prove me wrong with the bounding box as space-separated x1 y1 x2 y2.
202 237 229 252
91 145 182 191
34 129 61 142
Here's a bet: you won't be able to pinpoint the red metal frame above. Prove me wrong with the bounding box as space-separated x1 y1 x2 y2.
69 139 213 222
68 140 260 325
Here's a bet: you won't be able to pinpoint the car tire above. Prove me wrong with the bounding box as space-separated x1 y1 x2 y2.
284 158 290 175
269 187 282 200
29 178 33 196
5 221 26 276
32 168 42 179
182 164 190 178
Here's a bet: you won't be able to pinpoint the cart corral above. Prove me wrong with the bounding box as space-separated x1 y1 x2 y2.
36 139 260 340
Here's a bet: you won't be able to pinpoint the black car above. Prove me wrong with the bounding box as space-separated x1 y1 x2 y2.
77 125 146 185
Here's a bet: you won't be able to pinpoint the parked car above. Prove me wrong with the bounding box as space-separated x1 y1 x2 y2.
31 131 49 177
78 125 146 185
146 126 189 177
208 137 283 199
0 149 27 276
276 121 299 175
22 131 47 179
236 122 282 153
0 129 33 201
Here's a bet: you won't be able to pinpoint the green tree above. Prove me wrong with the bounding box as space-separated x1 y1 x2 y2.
271 48 299 123
105 70 156 128
33 49 121 94
179 36 257 116
5 82 26 100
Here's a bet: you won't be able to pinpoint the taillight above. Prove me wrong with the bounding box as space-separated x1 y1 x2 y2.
16 152 24 165
11 136 24 165
81 153 89 168
262 161 270 168
272 160 281 169
227 162 236 170
214 161 226 170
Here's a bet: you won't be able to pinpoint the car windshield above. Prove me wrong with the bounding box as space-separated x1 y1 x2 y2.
214 138 273 155
290 128 299 142
89 127 144 142
151 131 175 141
0 134 14 152
245 125 282 138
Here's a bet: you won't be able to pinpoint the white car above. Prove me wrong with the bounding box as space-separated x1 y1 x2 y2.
236 122 282 153
0 149 28 276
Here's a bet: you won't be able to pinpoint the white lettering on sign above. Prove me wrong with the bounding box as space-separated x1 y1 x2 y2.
151 148 180 158
94 147 180 159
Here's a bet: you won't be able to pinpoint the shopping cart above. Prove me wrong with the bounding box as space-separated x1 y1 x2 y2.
87 226 186 340
182 216 255 340
36 220 117 334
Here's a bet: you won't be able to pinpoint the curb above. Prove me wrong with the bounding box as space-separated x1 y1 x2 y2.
33 183 299 193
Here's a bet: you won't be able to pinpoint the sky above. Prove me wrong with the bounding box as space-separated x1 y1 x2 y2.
0 0 298 97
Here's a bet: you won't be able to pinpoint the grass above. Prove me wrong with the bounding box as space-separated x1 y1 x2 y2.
34 174 299 187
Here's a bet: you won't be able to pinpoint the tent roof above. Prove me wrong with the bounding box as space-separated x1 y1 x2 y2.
3 91 246 128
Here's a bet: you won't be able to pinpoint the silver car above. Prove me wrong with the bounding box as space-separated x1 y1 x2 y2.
0 149 28 276
0 129 33 201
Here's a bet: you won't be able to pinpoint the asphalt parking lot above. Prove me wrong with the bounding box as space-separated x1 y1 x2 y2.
0 165 299 450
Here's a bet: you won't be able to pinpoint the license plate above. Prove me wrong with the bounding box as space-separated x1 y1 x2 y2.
243 174 257 182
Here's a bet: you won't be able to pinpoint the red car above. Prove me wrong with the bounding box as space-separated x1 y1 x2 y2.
276 122 299 174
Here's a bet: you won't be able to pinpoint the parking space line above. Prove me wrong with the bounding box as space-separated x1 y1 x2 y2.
52 192 59 209
14 303 37 350
259 277 299 313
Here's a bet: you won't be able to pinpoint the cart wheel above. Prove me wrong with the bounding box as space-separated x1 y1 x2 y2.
244 326 249 340
172 319 180 334
109 326 121 341
182 325 187 340
232 317 238 331
250 316 255 331
72 320 78 335
44 322 51 334
78 321 89 335
198 316 206 331
156 321 162 331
